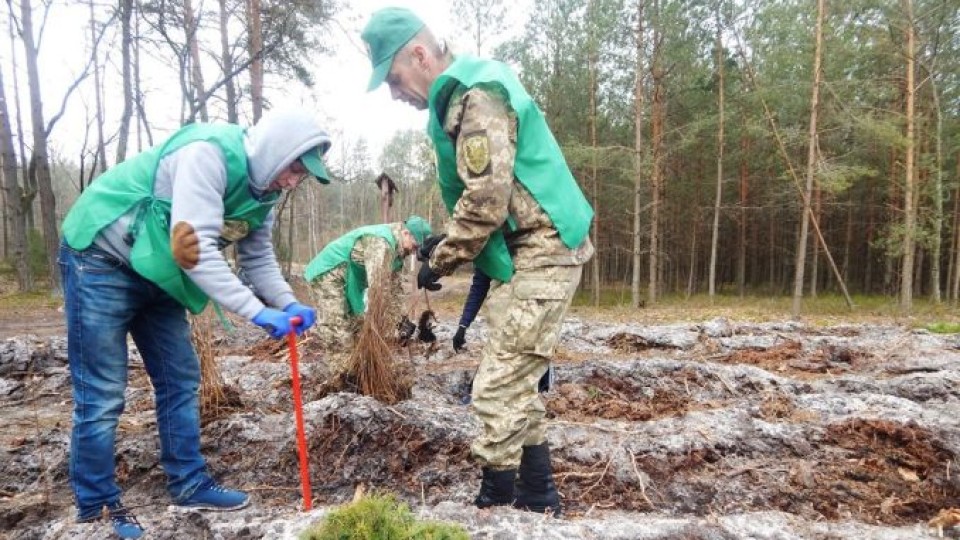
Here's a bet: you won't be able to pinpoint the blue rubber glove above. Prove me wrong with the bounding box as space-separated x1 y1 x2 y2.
283 302 316 335
252 308 295 339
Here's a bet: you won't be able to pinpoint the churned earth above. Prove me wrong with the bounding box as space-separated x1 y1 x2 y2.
2 285 960 539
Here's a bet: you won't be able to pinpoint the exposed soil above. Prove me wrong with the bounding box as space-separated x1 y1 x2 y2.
2 294 960 538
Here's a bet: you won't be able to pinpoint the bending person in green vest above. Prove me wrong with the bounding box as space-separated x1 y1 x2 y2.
363 8 594 518
59 108 331 539
303 216 431 352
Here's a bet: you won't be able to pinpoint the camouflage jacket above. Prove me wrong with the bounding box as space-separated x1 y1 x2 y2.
350 223 405 319
431 85 594 275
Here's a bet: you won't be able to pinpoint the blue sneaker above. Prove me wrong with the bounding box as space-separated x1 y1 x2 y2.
177 479 250 511
109 506 145 539
79 503 144 539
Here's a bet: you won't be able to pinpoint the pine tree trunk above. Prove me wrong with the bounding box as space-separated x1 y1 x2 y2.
648 0 664 305
810 187 821 297
631 0 645 309
843 198 853 286
791 0 824 318
899 0 916 311
768 215 776 288
946 180 956 301
737 127 748 297
708 15 724 300
588 35 600 307
865 183 876 292
950 156 960 305
929 79 943 303
686 209 698 298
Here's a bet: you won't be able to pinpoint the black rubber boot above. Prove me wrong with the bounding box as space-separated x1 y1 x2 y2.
513 443 561 517
474 467 517 508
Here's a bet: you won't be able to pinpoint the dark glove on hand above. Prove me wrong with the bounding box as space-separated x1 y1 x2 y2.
538 365 553 393
416 234 446 262
453 325 467 352
417 261 442 291
537 370 550 393
252 308 295 339
282 302 316 335
398 316 416 342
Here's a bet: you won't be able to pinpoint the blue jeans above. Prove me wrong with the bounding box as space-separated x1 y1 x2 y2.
59 242 210 519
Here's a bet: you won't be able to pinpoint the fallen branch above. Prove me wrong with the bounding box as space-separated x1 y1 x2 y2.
628 449 655 509
580 456 613 498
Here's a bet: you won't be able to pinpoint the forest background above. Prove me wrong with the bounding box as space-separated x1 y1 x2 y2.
0 0 958 318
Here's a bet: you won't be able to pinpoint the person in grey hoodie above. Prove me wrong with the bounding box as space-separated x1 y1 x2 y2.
58 108 331 539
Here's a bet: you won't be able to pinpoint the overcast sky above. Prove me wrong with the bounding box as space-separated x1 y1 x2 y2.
2 0 527 172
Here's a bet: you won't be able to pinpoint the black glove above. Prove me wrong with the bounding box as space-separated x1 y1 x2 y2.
453 325 467 352
417 234 446 262
538 365 553 393
417 261 442 291
397 316 416 342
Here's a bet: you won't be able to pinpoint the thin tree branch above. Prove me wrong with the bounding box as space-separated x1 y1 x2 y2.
44 7 117 137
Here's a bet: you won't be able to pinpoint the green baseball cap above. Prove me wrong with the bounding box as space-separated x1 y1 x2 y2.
404 215 431 245
361 7 425 91
299 145 331 184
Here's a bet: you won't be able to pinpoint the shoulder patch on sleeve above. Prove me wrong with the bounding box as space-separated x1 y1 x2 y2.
462 130 491 177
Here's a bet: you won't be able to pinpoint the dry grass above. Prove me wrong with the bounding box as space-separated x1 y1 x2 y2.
566 290 960 328
192 308 242 422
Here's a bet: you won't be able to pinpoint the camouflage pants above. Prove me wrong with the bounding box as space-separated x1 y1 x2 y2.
308 266 356 350
470 264 582 469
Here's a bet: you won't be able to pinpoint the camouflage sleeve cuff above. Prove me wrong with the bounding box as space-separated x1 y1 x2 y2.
429 246 456 276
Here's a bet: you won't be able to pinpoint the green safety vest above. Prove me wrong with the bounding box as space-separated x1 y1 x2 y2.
303 224 401 315
61 123 278 314
427 55 594 282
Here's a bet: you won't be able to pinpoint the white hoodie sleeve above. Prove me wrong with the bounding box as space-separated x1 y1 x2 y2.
236 211 296 310
167 142 267 319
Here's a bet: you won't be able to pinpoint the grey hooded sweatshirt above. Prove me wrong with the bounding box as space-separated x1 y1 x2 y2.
93 109 331 320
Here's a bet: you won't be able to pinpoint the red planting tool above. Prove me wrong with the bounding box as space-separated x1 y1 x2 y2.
287 316 312 510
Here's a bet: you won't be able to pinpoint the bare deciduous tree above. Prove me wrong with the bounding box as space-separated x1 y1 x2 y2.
247 0 263 121
183 0 208 122
218 0 238 123
0 65 30 291
18 0 60 290
115 0 134 163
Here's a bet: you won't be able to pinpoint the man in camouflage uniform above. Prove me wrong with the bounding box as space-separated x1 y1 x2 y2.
303 216 431 350
362 8 594 516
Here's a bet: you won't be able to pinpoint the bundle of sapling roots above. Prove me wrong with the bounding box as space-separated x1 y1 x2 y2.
341 257 413 404
192 308 242 423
